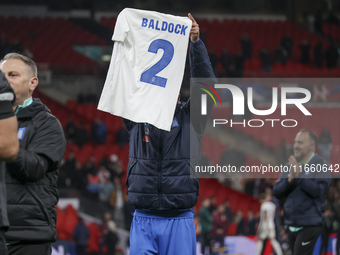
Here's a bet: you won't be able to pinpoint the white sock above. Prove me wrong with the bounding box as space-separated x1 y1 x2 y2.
270 239 283 255
256 240 263 255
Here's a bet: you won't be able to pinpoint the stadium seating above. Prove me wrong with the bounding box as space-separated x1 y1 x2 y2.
100 17 340 77
197 178 261 215
0 16 105 75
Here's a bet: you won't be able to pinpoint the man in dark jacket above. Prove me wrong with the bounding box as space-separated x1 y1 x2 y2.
0 70 19 255
125 14 215 255
0 53 66 255
73 218 90 255
273 129 331 255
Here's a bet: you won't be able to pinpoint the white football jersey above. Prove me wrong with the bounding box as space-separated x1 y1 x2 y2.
98 8 192 131
259 201 276 229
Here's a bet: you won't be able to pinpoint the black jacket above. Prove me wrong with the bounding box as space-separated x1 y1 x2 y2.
273 154 331 227
5 98 66 242
0 70 15 229
124 40 215 210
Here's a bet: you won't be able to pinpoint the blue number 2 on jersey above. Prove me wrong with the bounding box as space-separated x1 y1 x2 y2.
140 39 174 88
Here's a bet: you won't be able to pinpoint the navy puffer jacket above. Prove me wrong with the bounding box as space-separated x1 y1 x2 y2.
124 39 215 210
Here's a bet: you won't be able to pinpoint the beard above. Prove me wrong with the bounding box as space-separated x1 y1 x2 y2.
294 150 304 162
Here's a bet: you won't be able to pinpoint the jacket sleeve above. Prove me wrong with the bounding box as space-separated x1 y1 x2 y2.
273 172 298 199
186 39 216 135
6 114 66 183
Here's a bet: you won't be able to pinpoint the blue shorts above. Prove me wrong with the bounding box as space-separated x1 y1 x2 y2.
129 209 196 255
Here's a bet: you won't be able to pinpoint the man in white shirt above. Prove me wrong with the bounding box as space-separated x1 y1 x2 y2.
256 193 283 255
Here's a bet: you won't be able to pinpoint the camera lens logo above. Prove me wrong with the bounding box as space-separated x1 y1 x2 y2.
197 82 222 106
197 82 222 115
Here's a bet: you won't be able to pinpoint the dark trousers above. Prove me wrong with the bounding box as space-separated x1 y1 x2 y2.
7 242 51 255
0 228 8 255
287 226 321 255
201 232 211 254
76 245 88 255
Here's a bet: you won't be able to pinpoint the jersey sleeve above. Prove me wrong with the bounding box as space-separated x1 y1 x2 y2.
112 8 130 42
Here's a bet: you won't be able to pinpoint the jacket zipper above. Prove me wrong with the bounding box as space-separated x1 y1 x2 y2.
158 130 163 209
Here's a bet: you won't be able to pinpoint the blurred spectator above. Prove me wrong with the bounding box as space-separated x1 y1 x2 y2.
319 128 332 163
208 47 218 71
105 221 119 255
73 218 90 255
116 122 129 148
314 10 324 35
77 90 97 104
83 156 97 176
98 166 111 184
99 212 111 252
91 118 99 142
64 116 77 143
61 151 77 182
78 91 87 104
75 122 88 148
238 210 257 235
98 168 115 204
226 64 238 78
314 42 324 68
234 51 245 77
234 210 244 234
209 196 217 214
260 46 272 72
274 44 288 65
99 155 110 170
245 179 255 196
259 178 274 194
211 204 228 248
86 90 98 104
100 154 123 181
223 200 233 223
320 209 333 255
299 40 311 64
281 33 293 58
72 161 88 191
325 42 339 68
57 162 68 188
246 210 257 235
110 178 128 229
200 198 213 255
266 187 281 229
84 157 100 196
240 33 253 59
109 155 124 180
256 193 282 255
220 48 232 72
92 118 107 145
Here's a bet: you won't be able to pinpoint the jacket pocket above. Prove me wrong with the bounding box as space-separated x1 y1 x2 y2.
26 186 52 225
126 159 137 189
